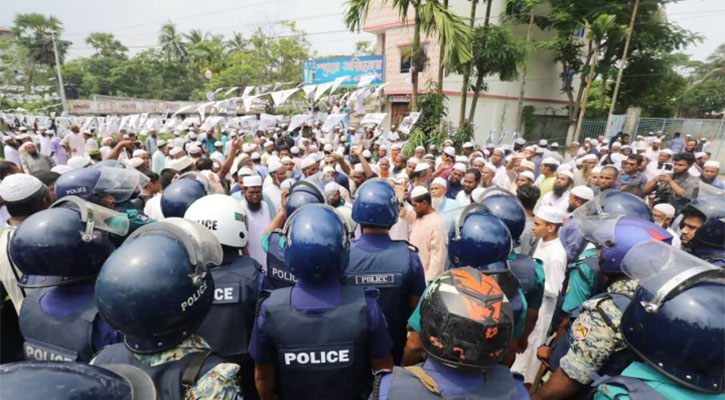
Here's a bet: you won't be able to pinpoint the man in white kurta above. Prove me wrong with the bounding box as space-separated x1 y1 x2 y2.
239 175 272 270
511 205 568 383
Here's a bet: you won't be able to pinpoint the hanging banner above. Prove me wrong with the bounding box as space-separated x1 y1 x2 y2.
357 74 377 88
399 112 421 135
242 86 255 98
270 88 299 106
288 114 314 132
330 76 349 95
315 82 334 101
360 113 387 126
321 113 346 133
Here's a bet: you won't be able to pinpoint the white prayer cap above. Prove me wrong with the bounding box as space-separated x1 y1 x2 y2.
362 150 372 158
391 143 403 150
281 178 296 190
601 138 609 144
281 156 293 163
351 163 363 173
290 146 300 154
590 139 599 146
653 203 676 218
18 127 27 132
582 154 597 162
408 157 419 165
453 163 467 173
323 166 335 174
524 146 535 152
301 157 316 169
268 155 281 165
431 177 447 189
414 163 430 173
653 138 662 143
188 144 202 154
50 165 73 175
483 163 497 172
636 143 647 152
264 140 274 147
157 139 167 147
238 167 254 177
444 139 454 146
463 142 474 148
704 160 720 169
576 149 586 156
519 171 535 182
558 170 574 181
125 157 144 170
251 152 261 160
169 147 183 157
520 160 535 170
214 141 223 147
558 163 572 172
168 156 193 171
411 186 429 199
535 205 564 224
242 143 255 153
268 161 283 173
542 157 560 166
242 175 263 187
395 171 410 180
230 131 238 137
535 146 545 154
174 130 181 136
0 174 43 202
323 144 333 152
443 146 455 157
661 149 673 155
515 138 526 145
539 139 548 146
415 146 425 152
324 181 340 194
67 155 91 169
570 185 594 201
471 187 486 203
132 149 147 157
571 141 580 146
551 142 560 148
611 141 622 148
454 155 467 164
695 152 707 159
591 166 603 174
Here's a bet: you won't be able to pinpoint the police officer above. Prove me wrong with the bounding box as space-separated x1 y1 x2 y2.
678 196 725 266
91 218 241 400
160 172 211 218
1 361 156 400
371 267 528 399
479 191 545 354
262 180 324 289
55 166 154 245
346 179 426 364
403 205 527 366
532 216 672 400
594 241 724 399
11 196 124 362
249 204 394 399
184 194 269 400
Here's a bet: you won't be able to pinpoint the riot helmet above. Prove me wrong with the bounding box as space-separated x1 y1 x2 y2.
184 194 249 248
352 179 399 228
448 204 512 269
286 180 324 217
160 172 210 218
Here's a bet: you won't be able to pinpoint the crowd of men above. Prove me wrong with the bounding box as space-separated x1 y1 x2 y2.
0 119 723 400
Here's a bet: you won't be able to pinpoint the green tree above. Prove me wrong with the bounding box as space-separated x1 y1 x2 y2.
185 29 204 45
678 80 725 118
466 25 528 123
159 22 187 62
227 32 246 53
354 40 374 55
344 0 472 111
86 32 128 58
12 13 70 66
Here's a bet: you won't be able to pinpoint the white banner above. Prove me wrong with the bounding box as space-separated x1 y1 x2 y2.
399 112 421 135
259 113 279 131
330 76 349 95
321 113 346 133
270 88 299 106
314 82 334 101
302 85 317 99
357 74 376 88
288 113 314 132
242 86 255 98
360 113 387 126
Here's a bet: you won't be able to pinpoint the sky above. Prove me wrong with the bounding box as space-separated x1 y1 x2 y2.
0 0 722 62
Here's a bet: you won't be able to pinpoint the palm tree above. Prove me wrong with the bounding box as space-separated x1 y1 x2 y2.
344 0 472 111
185 29 204 45
159 22 187 62
573 14 622 140
227 32 246 53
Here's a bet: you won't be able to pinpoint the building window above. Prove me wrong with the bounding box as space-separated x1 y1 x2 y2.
400 45 427 73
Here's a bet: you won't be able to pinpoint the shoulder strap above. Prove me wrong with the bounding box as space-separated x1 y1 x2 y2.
5 231 25 298
404 366 441 396
594 293 632 331
181 350 212 391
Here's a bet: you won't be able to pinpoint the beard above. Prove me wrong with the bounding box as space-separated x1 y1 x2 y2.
431 195 444 210
567 204 576 213
553 185 568 197
246 200 262 212
701 176 715 184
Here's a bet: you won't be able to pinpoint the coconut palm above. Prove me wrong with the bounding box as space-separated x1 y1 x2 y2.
185 29 204 45
344 0 472 111
227 32 246 53
158 22 187 62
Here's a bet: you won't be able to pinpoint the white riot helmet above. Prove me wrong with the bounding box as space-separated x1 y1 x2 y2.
184 194 249 248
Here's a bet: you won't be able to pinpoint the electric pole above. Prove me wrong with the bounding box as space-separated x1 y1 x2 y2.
50 30 68 114
606 0 639 131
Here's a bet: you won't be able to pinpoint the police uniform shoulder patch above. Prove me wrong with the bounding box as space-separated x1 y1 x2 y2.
573 320 590 340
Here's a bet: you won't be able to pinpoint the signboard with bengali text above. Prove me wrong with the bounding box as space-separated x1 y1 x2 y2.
303 55 384 88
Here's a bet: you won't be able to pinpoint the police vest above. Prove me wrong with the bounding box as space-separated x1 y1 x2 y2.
93 342 226 400
549 292 636 378
549 252 605 336
19 287 97 362
262 285 369 400
384 364 518 400
508 253 544 308
266 231 297 289
195 256 260 359
347 239 412 361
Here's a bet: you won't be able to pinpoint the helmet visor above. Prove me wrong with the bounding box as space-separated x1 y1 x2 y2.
698 180 724 200
572 191 607 219
439 204 490 240
622 241 723 311
94 167 150 203
576 215 621 248
125 218 222 267
51 195 129 237
479 187 515 201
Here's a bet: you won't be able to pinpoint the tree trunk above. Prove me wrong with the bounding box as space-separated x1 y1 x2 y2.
468 73 485 122
566 45 593 143
436 0 448 93
599 76 607 112
458 0 478 127
574 47 599 140
411 6 421 111
515 7 536 133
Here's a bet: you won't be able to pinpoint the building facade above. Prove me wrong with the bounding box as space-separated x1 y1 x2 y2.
362 0 577 143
